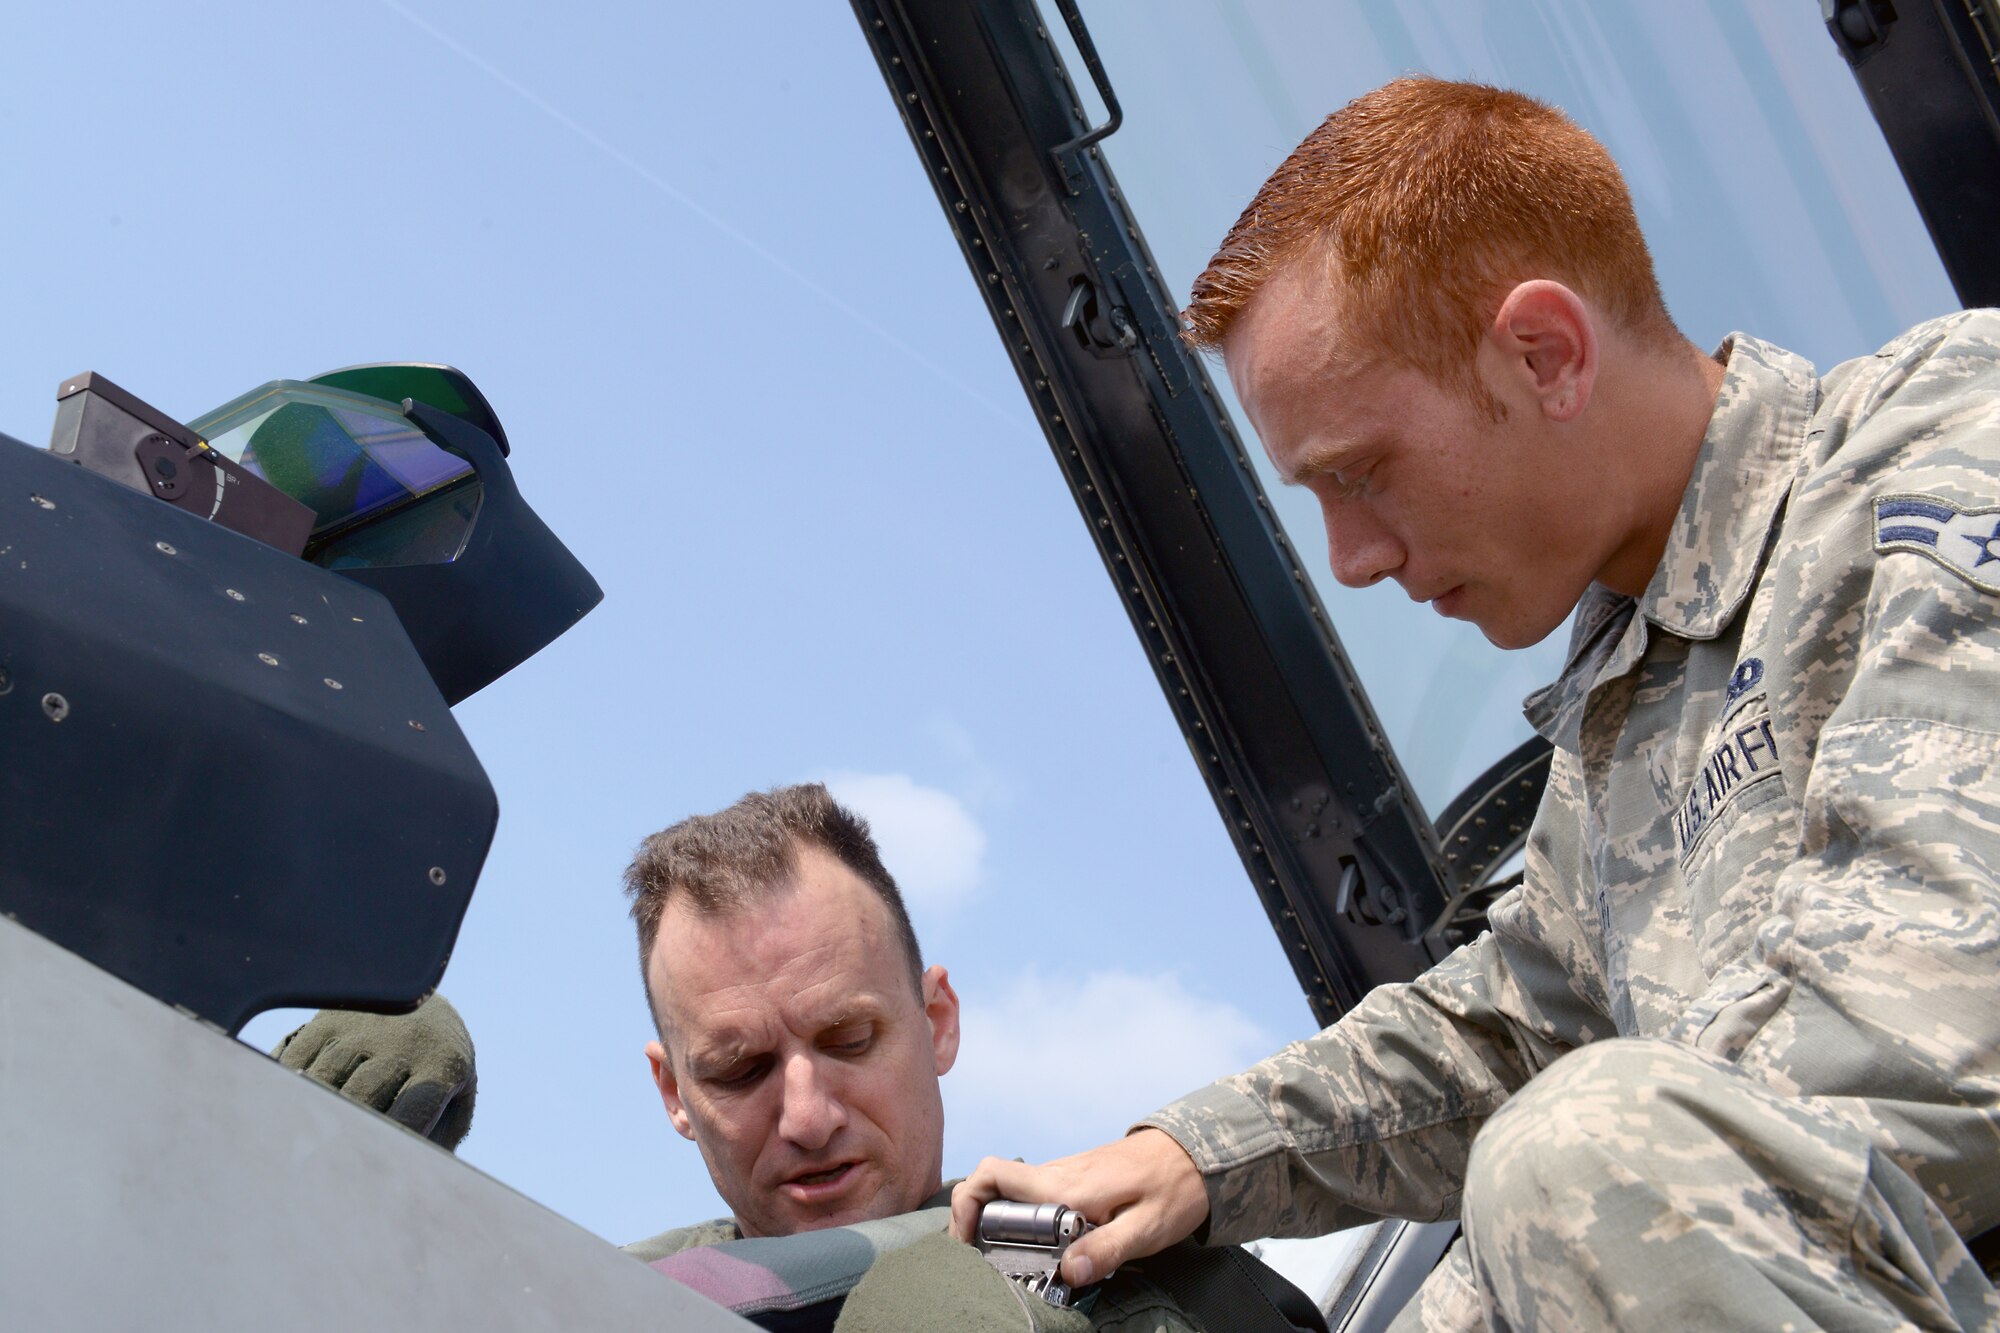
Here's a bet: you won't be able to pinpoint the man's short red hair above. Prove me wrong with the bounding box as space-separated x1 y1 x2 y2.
1183 78 1678 405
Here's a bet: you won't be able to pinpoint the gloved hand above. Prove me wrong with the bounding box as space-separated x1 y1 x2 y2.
272 993 476 1151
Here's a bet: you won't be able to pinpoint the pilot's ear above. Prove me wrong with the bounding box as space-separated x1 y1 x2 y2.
921 965 962 1077
647 1039 697 1141
1481 279 1597 424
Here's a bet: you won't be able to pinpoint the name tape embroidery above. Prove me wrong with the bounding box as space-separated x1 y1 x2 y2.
1873 493 2000 595
1673 699 1783 864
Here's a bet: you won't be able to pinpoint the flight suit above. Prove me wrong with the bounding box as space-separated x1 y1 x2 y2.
627 1190 1204 1331
1142 314 2000 1330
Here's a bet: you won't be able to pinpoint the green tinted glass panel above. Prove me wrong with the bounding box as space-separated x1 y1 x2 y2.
308 364 508 455
316 479 484 569
190 381 475 538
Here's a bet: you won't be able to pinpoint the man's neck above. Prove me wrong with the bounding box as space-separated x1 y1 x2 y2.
1592 339 1730 598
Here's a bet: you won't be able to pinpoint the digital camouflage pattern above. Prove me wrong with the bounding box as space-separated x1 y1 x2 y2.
1144 313 2000 1328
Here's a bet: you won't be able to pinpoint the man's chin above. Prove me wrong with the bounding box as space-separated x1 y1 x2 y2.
1475 605 1568 651
752 1164 893 1235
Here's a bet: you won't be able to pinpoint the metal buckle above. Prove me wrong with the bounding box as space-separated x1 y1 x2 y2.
975 1201 1095 1308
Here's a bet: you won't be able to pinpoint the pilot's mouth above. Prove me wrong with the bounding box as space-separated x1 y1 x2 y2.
788 1162 857 1191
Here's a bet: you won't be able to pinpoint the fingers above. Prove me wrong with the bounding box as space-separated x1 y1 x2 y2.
1061 1216 1138 1288
950 1157 1060 1242
300 1038 372 1091
386 1079 451 1140
273 1016 332 1071
385 1068 475 1147
428 1081 476 1151
951 1131 1212 1288
339 1056 412 1112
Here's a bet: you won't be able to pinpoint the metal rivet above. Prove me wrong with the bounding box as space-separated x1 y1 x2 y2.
258 652 279 666
408 720 426 732
156 541 177 555
290 613 308 625
323 678 342 690
41 692 68 722
428 866 447 886
29 494 54 510
224 588 245 602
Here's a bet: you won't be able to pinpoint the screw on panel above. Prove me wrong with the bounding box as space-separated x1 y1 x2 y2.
408 720 426 732
428 867 448 886
290 613 308 625
224 588 245 602
0 668 9 695
323 678 343 690
41 692 68 722
258 652 279 666
28 494 54 510
156 541 177 556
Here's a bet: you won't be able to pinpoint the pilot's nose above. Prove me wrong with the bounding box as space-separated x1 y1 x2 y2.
776 1053 848 1152
1322 497 1405 589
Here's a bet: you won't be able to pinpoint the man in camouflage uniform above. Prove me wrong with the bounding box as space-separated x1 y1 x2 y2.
955 79 2000 1330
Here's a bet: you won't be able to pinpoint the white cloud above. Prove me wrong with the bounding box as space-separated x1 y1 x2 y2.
944 969 1276 1163
822 771 986 907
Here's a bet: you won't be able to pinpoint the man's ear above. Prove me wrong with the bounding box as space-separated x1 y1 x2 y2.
921 964 962 1077
1483 280 1597 424
646 1039 698 1141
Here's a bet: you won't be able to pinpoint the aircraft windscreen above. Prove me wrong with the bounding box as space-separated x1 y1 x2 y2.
0 0 1963 1300
1037 0 1956 817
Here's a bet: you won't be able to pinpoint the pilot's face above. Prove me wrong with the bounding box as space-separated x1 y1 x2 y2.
1223 261 1617 650
645 845 959 1237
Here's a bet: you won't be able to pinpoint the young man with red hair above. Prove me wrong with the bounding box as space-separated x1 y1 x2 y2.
957 78 2000 1329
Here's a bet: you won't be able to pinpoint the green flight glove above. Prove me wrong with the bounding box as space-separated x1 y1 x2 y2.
272 993 476 1150
832 1231 1092 1333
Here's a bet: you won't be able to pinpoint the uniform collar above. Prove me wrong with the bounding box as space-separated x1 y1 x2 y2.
1523 333 1816 749
1637 333 1818 640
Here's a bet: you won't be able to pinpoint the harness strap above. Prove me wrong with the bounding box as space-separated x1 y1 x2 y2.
1125 1240 1330 1333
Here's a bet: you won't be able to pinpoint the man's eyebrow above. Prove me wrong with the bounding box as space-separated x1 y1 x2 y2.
817 999 888 1035
684 1035 764 1075
1278 441 1360 487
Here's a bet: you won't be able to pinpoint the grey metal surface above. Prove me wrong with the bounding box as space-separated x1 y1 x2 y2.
1328 1220 1459 1332
0 917 751 1331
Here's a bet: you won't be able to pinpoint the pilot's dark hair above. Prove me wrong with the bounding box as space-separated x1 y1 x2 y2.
623 783 924 1034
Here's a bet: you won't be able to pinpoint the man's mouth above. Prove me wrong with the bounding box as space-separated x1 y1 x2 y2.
782 1161 861 1201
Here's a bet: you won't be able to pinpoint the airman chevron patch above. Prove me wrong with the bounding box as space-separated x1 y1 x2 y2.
1873 493 2000 595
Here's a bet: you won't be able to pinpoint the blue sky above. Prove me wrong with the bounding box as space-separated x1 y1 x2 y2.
3 1 1953 1244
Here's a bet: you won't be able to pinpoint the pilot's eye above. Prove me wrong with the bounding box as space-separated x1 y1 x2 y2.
825 1029 874 1057
709 1058 770 1090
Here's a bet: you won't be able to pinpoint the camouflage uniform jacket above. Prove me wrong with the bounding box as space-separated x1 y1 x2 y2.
1145 312 2000 1246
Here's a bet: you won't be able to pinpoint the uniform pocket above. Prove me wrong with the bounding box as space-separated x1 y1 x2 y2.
1670 963 1792 1061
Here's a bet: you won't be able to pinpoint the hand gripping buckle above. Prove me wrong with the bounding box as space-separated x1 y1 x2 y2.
975 1201 1096 1308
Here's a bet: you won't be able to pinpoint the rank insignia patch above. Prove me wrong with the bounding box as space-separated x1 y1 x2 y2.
1873 494 2000 595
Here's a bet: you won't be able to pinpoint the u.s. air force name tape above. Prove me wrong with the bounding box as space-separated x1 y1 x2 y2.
1873 493 2000 595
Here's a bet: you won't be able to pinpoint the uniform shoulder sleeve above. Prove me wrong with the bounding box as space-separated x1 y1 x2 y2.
620 1216 739 1262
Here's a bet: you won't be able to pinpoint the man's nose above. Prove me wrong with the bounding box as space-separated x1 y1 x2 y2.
1322 498 1404 589
776 1054 847 1152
